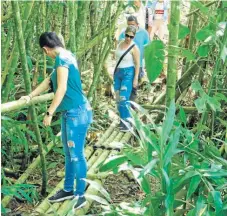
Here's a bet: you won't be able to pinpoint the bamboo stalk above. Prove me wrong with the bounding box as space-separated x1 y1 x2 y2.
1 133 60 208
1 93 54 113
11 0 47 195
142 105 197 113
166 0 180 107
186 1 217 17
68 1 76 53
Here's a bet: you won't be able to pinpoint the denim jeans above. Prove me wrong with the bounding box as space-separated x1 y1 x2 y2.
61 103 92 196
114 66 135 120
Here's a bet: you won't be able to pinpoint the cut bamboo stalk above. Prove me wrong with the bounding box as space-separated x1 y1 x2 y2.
35 178 64 214
1 133 61 208
75 133 132 216
87 131 118 168
55 131 120 215
1 93 54 113
88 132 124 175
36 123 118 214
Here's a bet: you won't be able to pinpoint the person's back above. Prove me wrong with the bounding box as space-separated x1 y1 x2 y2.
51 49 88 112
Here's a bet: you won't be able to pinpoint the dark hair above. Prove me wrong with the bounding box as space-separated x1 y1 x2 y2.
127 15 138 24
39 32 64 48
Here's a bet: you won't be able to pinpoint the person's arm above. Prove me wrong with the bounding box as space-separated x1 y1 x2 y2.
43 66 68 126
29 77 51 98
47 67 68 115
132 46 140 88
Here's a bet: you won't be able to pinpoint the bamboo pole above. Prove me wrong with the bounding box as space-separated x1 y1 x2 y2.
1 133 61 208
166 0 180 107
35 122 118 214
68 1 76 53
142 105 197 113
11 0 47 195
75 133 132 216
1 93 54 113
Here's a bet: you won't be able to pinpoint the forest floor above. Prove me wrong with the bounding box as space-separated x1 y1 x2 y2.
7 2 191 215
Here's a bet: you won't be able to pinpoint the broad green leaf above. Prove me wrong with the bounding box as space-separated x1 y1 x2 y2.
206 97 222 112
161 100 176 146
124 149 147 166
186 175 201 200
214 93 227 102
203 170 227 177
139 158 158 178
83 179 111 201
99 155 127 172
196 25 214 41
211 191 223 215
197 45 210 57
178 24 190 39
194 97 206 113
144 40 165 83
181 49 196 61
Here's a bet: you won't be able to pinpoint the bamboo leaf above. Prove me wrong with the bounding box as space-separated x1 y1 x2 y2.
99 155 128 172
206 97 222 112
161 100 175 146
211 191 223 215
194 196 207 216
191 80 203 92
196 25 215 41
83 179 111 202
139 158 158 178
179 106 187 126
85 194 109 206
186 175 201 200
141 176 151 195
144 40 165 83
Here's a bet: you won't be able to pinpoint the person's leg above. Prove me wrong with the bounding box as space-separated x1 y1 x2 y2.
48 114 75 203
114 69 123 120
65 106 92 197
118 67 135 121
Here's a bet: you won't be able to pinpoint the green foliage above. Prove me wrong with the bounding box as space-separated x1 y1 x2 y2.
144 40 165 83
178 24 190 40
99 102 227 215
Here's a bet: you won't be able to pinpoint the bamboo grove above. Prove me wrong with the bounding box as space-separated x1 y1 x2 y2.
1 0 227 215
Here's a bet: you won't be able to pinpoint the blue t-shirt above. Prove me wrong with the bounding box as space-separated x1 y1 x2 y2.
51 50 88 112
119 27 150 67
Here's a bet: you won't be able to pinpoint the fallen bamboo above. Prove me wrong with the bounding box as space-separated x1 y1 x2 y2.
75 132 132 216
1 93 54 113
55 131 121 216
142 105 197 113
1 133 61 208
35 122 118 214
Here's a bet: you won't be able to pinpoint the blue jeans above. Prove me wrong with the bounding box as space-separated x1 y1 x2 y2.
61 103 92 196
114 66 135 120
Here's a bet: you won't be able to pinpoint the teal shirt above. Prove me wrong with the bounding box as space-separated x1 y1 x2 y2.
51 50 88 112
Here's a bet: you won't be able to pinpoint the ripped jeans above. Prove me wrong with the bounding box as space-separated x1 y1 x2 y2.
61 103 92 196
114 66 135 120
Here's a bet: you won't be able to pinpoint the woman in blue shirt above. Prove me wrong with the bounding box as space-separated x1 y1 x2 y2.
21 32 92 209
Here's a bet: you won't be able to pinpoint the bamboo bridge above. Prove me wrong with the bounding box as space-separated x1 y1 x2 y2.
1 94 133 216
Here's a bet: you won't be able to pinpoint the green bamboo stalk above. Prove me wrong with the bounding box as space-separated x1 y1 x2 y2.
1 133 60 208
68 1 76 53
11 0 47 195
2 1 34 102
166 0 180 107
75 1 90 51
